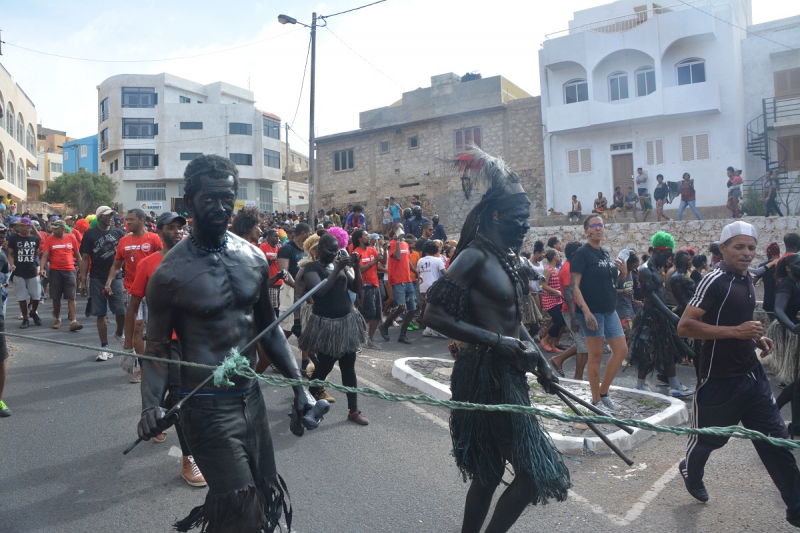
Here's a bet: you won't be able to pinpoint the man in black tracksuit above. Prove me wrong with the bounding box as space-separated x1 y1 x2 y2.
677 221 800 528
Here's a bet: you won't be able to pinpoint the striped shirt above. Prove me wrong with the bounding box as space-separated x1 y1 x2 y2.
688 262 758 379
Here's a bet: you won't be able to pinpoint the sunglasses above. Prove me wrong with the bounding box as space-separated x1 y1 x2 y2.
588 223 605 229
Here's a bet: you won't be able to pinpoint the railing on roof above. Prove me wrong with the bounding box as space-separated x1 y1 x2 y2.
543 0 711 40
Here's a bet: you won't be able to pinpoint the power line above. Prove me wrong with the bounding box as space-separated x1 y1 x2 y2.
1 28 300 63
322 0 387 20
674 0 796 52
290 36 312 129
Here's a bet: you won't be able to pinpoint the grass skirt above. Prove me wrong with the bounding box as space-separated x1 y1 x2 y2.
522 294 543 327
628 308 694 375
764 320 800 383
298 308 367 359
450 347 571 504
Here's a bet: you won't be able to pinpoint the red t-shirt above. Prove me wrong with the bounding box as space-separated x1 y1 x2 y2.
115 232 163 291
41 233 79 271
388 239 412 286
357 246 380 287
71 228 83 245
259 242 283 286
560 261 571 313
130 252 177 341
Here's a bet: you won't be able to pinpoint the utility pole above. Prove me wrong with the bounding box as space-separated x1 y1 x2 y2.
308 12 317 222
285 122 291 213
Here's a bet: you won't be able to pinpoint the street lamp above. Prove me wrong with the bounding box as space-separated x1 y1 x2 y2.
279 12 317 220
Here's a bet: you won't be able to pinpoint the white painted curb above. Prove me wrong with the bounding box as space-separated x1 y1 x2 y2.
392 357 688 455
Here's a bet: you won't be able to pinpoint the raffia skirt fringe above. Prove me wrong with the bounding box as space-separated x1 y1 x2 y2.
522 294 543 326
763 320 800 383
298 309 367 359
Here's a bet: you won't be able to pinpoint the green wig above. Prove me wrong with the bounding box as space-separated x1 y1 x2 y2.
651 231 675 250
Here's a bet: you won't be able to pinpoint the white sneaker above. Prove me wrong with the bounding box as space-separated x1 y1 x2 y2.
113 332 125 343
670 383 695 398
433 330 448 339
422 328 436 337
636 383 652 392
600 395 620 413
96 351 112 362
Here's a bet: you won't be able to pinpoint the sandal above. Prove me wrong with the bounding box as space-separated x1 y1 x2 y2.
541 342 557 353
549 357 566 378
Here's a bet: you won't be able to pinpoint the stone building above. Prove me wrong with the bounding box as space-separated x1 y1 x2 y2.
314 73 544 232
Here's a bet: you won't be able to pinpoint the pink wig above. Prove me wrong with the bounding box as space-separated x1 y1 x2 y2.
327 226 349 250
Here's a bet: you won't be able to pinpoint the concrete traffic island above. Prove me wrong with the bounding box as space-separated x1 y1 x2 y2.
392 357 688 455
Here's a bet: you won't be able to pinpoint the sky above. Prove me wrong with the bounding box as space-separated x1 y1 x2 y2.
1 0 796 155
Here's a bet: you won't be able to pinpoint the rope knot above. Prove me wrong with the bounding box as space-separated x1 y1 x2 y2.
213 348 252 387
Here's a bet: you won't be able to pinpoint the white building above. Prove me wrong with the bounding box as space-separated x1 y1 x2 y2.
97 73 283 214
540 0 751 215
741 15 800 203
0 63 37 202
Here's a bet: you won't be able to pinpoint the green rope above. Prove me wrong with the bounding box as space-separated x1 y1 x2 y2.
5 331 800 450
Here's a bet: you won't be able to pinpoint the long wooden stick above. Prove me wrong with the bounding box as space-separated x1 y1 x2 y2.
556 390 634 465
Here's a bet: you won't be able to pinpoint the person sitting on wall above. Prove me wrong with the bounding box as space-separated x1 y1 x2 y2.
568 195 582 224
591 192 608 214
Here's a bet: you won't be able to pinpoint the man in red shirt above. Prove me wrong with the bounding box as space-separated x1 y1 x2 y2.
39 219 82 331
259 229 283 317
379 224 417 344
121 211 205 487
353 229 384 349
548 241 588 380
106 209 162 358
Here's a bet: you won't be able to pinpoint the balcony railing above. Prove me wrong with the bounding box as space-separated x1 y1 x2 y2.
764 96 800 128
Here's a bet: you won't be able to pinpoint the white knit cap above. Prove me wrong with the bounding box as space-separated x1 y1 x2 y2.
720 221 758 244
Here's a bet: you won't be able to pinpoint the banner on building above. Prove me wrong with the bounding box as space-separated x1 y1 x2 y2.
140 202 163 211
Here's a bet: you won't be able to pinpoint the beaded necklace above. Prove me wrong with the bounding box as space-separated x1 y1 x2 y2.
476 233 523 321
189 228 228 253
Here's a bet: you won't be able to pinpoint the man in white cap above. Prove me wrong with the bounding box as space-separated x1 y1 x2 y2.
79 206 127 361
678 221 800 527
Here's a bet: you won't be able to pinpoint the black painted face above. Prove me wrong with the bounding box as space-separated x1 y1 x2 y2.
188 175 236 237
651 248 673 269
496 203 531 249
318 237 339 265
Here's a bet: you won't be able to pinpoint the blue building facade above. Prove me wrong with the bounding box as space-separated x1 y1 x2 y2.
63 134 98 173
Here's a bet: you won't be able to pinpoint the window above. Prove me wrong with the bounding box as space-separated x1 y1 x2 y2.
680 134 710 162
17 114 24 144
180 122 203 130
80 145 88 158
26 124 35 154
124 149 157 169
109 159 118 174
123 118 157 138
611 142 632 151
50 162 63 173
775 68 800 100
636 67 656 97
646 139 664 165
777 135 800 172
122 87 157 107
6 152 13 187
99 97 109 123
179 96 191 103
564 79 588 104
237 188 248 200
259 186 273 212
677 59 705 86
264 149 280 169
18 159 23 187
609 72 629 101
0 94 4 131
63 151 68 160
180 152 202 161
454 127 482 153
333 149 354 172
567 148 592 173
262 117 280 139
230 153 253 166
135 182 167 201
5 102 13 136
100 128 109 152
408 137 418 149
380 141 389 153
229 123 253 135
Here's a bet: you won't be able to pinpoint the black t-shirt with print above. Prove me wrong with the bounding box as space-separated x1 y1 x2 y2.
569 243 620 315
8 233 41 279
79 226 126 279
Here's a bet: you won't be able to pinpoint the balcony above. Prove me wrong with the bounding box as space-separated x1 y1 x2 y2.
547 81 720 134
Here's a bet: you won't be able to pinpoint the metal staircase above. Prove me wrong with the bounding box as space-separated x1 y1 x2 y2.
745 96 796 193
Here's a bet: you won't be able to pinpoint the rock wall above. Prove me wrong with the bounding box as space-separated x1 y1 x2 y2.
522 216 800 258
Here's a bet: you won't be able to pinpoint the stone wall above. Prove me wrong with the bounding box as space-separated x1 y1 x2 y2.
315 96 545 233
522 216 800 259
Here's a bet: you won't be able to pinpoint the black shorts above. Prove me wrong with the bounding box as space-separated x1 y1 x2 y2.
359 285 382 321
49 270 76 300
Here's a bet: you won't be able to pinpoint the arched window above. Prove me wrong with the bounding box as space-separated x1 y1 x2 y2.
7 151 14 187
17 113 24 144
677 58 705 85
635 67 656 96
26 124 35 154
609 71 629 101
18 158 24 188
6 103 13 136
564 79 588 104
0 92 4 131
0 142 5 177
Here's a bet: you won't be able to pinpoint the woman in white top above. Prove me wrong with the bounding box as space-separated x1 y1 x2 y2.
417 240 447 338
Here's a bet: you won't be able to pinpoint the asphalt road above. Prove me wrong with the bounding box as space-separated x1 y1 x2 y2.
1 297 798 532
